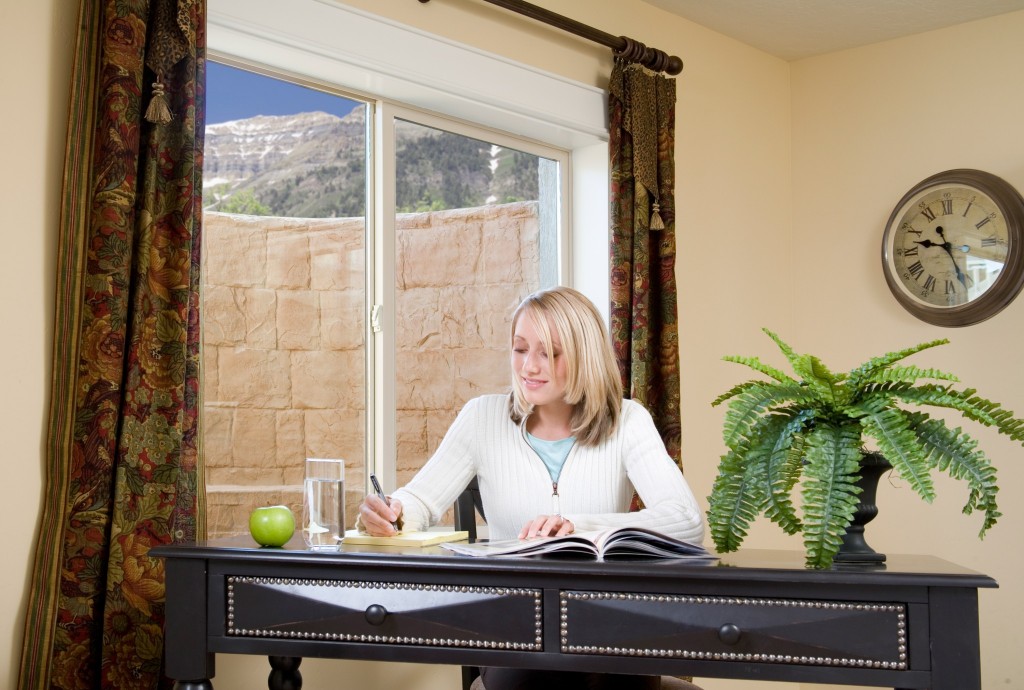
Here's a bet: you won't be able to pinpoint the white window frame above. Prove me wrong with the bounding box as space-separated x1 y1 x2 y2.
374 104 571 486
208 0 611 490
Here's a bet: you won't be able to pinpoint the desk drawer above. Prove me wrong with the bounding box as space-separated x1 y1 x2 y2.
227 576 542 651
560 591 907 670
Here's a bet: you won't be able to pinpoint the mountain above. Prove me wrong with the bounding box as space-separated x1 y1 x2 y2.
203 110 539 218
204 110 366 217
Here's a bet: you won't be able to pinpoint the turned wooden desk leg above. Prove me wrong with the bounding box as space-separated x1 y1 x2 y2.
928 587 983 690
268 656 302 690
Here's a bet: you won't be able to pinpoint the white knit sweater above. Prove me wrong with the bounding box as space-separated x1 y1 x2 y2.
392 394 705 543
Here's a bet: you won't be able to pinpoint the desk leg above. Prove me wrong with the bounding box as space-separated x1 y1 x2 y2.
165 559 215 687
928 587 983 690
268 656 302 690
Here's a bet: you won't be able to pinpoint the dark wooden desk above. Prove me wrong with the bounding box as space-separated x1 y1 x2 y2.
152 537 996 690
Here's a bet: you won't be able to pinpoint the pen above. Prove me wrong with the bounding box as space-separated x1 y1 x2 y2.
369 474 400 531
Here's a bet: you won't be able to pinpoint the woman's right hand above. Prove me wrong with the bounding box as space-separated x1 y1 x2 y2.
518 514 574 539
357 494 404 536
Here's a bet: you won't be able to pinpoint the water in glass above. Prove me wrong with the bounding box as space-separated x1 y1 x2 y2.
303 458 345 551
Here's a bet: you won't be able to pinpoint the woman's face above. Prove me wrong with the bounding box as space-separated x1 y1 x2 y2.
511 312 568 409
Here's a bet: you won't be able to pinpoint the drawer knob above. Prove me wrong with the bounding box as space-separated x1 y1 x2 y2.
365 604 389 626
718 623 742 645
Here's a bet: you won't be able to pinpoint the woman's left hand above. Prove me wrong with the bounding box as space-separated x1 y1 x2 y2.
518 514 574 539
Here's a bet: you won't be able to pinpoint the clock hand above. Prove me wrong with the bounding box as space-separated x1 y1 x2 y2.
934 226 969 288
911 236 969 288
914 236 970 252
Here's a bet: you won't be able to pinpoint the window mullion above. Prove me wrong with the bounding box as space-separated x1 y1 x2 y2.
371 101 399 492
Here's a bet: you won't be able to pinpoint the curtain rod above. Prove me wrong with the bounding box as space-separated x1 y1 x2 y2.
417 0 683 75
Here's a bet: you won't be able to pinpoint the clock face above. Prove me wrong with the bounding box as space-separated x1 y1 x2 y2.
886 184 1007 308
882 169 1024 326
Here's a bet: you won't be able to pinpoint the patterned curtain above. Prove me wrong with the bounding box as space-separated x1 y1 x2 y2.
19 0 205 688
608 59 682 469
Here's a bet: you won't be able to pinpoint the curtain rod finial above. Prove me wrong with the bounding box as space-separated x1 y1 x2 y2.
615 36 683 76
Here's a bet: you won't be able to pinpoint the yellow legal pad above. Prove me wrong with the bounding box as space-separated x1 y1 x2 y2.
341 529 470 547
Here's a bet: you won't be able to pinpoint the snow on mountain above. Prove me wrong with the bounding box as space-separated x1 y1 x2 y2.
203 110 365 190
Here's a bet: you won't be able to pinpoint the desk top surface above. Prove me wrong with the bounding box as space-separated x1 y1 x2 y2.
152 535 997 589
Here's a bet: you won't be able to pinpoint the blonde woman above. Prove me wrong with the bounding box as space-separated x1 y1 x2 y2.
359 285 702 542
358 286 704 688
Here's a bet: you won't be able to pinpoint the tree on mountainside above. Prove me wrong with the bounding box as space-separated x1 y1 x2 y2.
219 189 272 216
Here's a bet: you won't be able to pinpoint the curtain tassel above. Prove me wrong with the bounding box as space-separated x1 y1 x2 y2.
145 80 173 124
650 201 665 230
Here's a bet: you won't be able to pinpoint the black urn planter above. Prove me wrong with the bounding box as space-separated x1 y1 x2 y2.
834 452 892 565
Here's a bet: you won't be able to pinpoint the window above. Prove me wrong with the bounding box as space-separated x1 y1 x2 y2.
204 0 609 534
202 62 568 536
387 112 564 489
202 62 369 536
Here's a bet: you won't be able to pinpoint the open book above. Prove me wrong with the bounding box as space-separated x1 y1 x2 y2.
440 526 715 561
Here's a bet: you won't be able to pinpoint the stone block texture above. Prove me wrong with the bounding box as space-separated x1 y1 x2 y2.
204 202 540 538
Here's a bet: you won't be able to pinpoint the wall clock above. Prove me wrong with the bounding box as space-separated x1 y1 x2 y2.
882 168 1024 327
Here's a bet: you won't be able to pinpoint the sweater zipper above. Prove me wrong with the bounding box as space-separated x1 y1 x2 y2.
520 419 569 516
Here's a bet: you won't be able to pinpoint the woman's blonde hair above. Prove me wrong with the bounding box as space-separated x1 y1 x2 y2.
508 286 623 446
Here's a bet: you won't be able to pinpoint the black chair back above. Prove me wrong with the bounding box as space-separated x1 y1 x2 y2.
454 476 485 540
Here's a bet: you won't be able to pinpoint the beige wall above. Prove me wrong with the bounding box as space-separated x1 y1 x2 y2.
1 0 75 686
787 13 1024 690
5 0 1022 688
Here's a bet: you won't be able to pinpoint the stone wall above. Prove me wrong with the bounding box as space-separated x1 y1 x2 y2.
204 202 539 538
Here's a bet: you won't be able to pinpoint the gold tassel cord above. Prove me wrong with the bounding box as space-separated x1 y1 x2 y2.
145 80 174 125
650 201 665 230
143 0 196 125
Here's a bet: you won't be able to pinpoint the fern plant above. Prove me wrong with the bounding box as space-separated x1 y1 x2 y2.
707 328 1024 569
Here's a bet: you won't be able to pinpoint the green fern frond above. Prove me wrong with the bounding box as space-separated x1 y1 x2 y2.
843 381 913 410
720 354 798 385
860 365 959 386
846 338 950 389
842 385 908 417
937 388 1024 442
762 328 800 366
890 385 1024 437
791 355 849 406
761 411 814 534
711 381 759 407
907 415 1001 535
800 423 863 569
887 384 990 418
706 447 768 553
858 406 935 503
722 382 814 450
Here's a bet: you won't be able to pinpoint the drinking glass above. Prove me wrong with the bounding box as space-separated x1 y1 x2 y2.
303 458 345 551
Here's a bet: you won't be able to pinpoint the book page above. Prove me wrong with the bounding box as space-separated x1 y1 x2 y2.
597 527 712 558
441 534 598 558
440 527 714 560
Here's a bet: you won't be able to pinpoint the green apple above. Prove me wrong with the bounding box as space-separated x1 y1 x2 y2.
249 505 296 547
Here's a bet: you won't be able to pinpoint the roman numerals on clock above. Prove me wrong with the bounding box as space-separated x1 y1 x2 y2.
901 265 968 297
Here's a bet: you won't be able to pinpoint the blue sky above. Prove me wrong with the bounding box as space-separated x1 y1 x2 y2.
206 62 360 125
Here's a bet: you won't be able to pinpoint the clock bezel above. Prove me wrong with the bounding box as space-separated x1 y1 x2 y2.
881 168 1024 327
